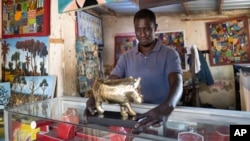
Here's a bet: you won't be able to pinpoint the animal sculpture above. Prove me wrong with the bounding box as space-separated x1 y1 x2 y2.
92 77 143 117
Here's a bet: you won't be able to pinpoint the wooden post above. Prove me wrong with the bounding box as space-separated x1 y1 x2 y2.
191 47 200 107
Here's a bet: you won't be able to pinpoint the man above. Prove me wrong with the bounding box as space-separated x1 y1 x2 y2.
85 9 183 129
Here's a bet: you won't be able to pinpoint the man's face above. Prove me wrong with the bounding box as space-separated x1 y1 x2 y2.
134 18 156 47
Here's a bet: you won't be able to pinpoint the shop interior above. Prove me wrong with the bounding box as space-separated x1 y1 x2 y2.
1 0 250 140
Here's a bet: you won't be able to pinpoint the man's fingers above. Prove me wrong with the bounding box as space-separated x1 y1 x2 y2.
83 106 97 124
134 116 149 129
134 117 161 129
134 113 147 121
88 106 97 115
83 109 89 124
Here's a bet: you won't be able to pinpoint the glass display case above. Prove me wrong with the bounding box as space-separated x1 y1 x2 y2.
4 96 250 141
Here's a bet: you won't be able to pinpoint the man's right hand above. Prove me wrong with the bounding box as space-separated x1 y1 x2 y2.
83 96 97 124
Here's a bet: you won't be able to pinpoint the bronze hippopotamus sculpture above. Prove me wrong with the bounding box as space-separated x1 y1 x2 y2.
91 77 143 117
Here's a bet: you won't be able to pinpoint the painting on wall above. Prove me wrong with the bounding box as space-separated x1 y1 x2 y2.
155 30 187 71
76 10 103 46
7 75 56 108
0 82 11 109
76 36 100 96
58 0 119 13
2 0 50 38
114 35 138 66
206 16 250 66
1 37 49 82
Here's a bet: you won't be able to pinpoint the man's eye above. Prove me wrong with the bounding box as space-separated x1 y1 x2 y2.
145 28 150 31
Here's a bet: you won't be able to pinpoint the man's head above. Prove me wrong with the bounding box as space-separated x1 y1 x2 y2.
133 9 158 48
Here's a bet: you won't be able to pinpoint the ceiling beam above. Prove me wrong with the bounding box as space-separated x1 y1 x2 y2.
181 15 250 21
218 0 224 14
131 0 139 7
139 0 196 9
181 2 189 16
98 5 119 16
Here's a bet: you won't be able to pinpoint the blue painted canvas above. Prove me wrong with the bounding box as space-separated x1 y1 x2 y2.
8 75 56 107
0 82 11 108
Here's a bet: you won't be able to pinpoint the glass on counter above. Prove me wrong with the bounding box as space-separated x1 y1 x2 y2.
4 96 250 141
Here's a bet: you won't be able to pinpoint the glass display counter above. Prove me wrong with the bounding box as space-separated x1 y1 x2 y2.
4 96 250 141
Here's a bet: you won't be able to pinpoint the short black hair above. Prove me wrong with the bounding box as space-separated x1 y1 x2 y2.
133 9 156 24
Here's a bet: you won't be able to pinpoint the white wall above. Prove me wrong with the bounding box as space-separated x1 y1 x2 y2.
49 0 77 97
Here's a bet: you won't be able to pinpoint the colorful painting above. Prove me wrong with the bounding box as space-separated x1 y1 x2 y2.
114 35 138 66
2 0 50 38
206 16 250 66
155 30 187 71
76 36 100 96
58 0 119 13
0 82 11 108
1 37 49 82
76 10 103 46
7 75 56 108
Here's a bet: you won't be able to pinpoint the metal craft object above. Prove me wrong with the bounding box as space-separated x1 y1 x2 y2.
92 77 143 117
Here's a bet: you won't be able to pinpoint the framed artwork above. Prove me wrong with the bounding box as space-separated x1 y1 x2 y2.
1 37 49 82
114 35 137 66
2 0 50 38
0 82 11 108
8 75 56 108
75 37 99 96
206 16 250 66
76 10 104 46
155 30 188 71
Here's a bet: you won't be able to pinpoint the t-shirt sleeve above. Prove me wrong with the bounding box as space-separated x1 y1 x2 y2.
166 48 183 75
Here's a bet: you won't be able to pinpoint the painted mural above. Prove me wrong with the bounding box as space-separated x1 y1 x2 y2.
1 37 49 82
58 0 120 13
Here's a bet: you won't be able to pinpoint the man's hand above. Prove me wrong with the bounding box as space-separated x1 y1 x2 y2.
83 97 97 124
134 104 174 129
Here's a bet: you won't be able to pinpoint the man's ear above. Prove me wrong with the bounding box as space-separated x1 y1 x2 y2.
155 24 158 31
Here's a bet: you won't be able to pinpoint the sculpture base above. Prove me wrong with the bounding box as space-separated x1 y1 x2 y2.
88 111 137 128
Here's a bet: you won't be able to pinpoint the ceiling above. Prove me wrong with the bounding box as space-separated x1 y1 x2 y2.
91 0 250 16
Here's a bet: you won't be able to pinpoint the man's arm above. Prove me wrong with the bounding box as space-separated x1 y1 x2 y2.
134 72 183 128
109 74 121 79
162 72 183 110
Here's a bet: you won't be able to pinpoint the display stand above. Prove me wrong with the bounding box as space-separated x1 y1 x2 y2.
88 111 137 128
